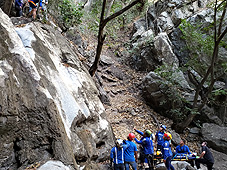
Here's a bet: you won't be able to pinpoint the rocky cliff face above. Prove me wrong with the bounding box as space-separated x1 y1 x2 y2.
0 9 114 170
129 0 227 125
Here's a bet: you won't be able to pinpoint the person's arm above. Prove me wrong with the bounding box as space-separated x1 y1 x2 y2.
134 151 138 162
110 148 114 159
154 132 158 143
199 151 205 158
39 0 42 7
15 0 19 6
134 138 142 144
134 129 144 136
175 146 179 153
199 146 206 158
186 146 191 154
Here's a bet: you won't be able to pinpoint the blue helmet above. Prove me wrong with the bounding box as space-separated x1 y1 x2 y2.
160 125 166 130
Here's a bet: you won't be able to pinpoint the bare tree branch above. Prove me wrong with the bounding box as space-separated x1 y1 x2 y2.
218 0 227 36
89 0 143 76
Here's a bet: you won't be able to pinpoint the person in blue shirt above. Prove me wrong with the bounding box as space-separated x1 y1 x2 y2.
110 139 129 170
162 133 175 170
134 129 154 170
155 124 166 152
175 139 194 167
15 0 23 17
124 133 138 170
28 0 42 20
176 139 191 154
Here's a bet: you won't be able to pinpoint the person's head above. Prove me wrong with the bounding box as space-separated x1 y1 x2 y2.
163 132 172 141
160 125 166 132
128 133 135 141
180 139 186 146
144 129 152 137
116 139 123 149
202 141 207 147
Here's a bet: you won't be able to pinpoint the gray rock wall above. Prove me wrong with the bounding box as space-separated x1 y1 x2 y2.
130 0 227 125
0 8 114 170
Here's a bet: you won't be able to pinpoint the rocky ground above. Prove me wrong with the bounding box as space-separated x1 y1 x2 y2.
80 27 200 155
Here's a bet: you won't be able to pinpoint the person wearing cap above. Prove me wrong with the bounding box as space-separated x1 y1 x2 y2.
155 125 166 152
162 133 175 170
134 129 154 170
124 133 138 170
110 139 129 170
195 142 214 170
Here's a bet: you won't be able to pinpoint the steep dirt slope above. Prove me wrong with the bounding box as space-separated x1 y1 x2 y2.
80 28 199 154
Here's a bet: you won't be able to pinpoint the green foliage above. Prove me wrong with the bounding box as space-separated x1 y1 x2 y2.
169 107 199 122
82 0 152 43
179 19 214 74
212 89 227 96
59 0 83 29
154 64 196 121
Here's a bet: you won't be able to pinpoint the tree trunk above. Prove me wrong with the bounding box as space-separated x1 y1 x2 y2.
89 0 142 76
174 0 227 133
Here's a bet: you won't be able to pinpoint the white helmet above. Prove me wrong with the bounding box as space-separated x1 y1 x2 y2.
116 139 123 148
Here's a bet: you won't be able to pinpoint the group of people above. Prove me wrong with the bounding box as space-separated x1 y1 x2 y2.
110 125 214 170
14 0 48 20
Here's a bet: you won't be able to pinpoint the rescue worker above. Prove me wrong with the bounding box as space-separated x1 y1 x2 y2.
175 139 194 167
134 129 154 170
176 139 191 154
195 142 214 170
155 125 166 152
162 133 175 170
110 139 129 170
28 0 42 20
15 0 23 17
124 133 138 170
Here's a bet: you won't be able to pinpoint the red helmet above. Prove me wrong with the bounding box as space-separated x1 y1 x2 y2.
164 133 172 140
128 133 135 140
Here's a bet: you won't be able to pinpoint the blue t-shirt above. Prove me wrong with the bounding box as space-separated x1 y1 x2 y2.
161 140 172 160
135 136 153 155
155 131 165 146
124 140 138 162
176 145 191 154
110 144 128 164
15 0 23 7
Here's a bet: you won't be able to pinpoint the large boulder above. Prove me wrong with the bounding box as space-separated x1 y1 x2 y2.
211 149 227 170
141 72 170 112
156 161 196 170
201 123 227 154
0 9 114 170
141 69 193 116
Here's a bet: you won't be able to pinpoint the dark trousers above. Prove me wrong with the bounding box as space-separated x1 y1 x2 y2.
145 154 154 170
15 5 22 17
157 145 162 151
195 158 213 170
114 163 125 170
165 157 175 170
